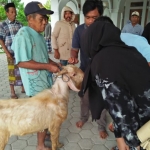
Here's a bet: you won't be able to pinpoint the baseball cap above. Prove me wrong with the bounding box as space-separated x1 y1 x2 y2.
131 11 139 17
24 1 54 16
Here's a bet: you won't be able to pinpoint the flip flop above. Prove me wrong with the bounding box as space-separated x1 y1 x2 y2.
21 91 25 93
11 94 18 99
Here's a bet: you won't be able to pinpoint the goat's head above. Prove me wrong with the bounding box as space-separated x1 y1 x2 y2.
57 65 84 92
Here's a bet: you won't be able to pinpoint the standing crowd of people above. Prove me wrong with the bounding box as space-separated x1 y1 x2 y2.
0 0 150 150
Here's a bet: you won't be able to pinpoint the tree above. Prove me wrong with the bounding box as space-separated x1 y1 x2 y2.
0 5 6 21
0 0 51 25
43 0 51 22
16 2 27 26
0 0 21 7
44 0 51 10
0 0 27 26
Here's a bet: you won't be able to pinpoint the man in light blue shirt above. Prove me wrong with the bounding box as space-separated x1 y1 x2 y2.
11 2 60 150
122 11 143 35
12 26 55 96
121 33 150 65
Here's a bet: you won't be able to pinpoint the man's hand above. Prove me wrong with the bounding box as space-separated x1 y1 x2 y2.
0 40 13 59
54 49 60 59
6 51 13 59
46 63 60 73
68 49 79 64
49 59 62 68
68 57 79 64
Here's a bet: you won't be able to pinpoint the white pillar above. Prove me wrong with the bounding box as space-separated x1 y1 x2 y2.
51 0 59 31
110 0 125 29
111 9 122 29
147 0 150 24
141 0 147 27
123 1 130 26
79 0 85 24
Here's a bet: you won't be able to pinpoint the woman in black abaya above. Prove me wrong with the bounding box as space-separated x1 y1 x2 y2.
80 21 150 150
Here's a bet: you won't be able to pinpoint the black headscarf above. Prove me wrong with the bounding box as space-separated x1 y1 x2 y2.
81 21 135 59
79 21 150 120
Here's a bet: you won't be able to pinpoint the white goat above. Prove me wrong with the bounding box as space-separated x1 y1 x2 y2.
0 65 84 150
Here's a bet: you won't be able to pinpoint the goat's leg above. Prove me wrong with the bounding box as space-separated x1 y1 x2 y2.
0 131 9 150
49 121 64 150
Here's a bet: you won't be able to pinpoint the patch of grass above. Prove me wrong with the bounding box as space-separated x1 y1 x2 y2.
0 46 4 54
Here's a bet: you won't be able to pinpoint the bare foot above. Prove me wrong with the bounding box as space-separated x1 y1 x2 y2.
108 122 114 132
76 121 85 128
36 146 51 150
99 130 108 139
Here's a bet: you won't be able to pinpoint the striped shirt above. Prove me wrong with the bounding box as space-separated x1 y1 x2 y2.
0 18 22 53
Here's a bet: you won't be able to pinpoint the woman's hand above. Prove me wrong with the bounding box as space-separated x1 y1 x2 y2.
116 138 129 150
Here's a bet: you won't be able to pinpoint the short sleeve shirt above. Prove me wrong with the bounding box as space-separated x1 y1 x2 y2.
0 18 22 53
72 24 90 72
11 26 53 96
121 23 143 35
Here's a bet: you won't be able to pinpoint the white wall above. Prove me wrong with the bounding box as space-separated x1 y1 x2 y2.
79 0 85 24
51 0 59 31
51 0 79 30
66 1 79 14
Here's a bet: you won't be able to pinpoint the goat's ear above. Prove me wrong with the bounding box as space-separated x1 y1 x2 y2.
57 69 68 76
69 72 76 77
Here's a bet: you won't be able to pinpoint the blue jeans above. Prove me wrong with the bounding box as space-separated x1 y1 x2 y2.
60 60 68 66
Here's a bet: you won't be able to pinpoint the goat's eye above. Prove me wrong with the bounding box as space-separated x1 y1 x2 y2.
73 73 76 76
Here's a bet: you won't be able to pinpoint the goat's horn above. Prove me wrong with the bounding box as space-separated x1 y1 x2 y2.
57 69 68 76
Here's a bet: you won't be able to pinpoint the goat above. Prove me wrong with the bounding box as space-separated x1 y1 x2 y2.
0 65 84 150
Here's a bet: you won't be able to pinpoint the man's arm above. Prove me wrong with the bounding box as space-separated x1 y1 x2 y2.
51 22 60 59
68 48 79 64
17 60 60 73
68 27 80 64
0 39 13 59
0 23 13 59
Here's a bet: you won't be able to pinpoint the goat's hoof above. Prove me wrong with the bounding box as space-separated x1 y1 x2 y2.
57 143 64 148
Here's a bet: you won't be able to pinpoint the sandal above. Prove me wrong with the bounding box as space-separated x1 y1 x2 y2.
11 94 18 99
21 91 25 93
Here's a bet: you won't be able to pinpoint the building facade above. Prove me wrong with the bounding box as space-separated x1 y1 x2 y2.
51 0 150 30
